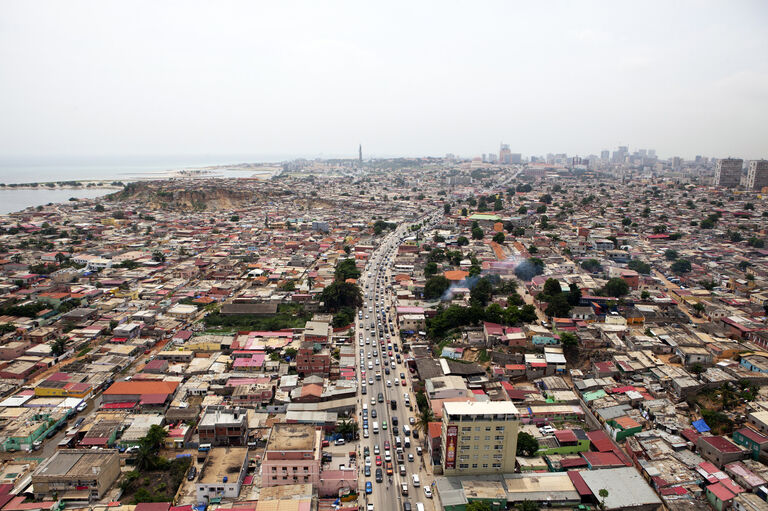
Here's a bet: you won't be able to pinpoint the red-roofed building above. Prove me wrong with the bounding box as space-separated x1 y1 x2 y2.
582 451 624 469
697 436 747 468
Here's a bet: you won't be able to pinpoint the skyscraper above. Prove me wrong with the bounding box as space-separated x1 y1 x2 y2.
358 144 362 166
499 143 511 164
714 158 743 188
746 160 768 191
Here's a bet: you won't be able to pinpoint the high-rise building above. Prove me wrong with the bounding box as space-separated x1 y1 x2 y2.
441 401 519 475
358 144 362 165
600 150 610 160
510 153 522 164
499 143 511 164
746 160 768 190
714 158 743 188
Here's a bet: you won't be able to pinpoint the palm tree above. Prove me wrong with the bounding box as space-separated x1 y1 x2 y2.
415 407 435 441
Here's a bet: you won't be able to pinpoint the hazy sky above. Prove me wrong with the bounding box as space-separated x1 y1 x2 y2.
1 1 767 161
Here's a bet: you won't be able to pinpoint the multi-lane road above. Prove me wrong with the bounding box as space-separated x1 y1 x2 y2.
355 213 441 511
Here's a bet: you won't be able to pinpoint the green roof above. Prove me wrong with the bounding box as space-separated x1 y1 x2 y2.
468 214 501 221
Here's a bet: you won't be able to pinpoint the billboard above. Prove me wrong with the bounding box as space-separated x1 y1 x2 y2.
445 425 458 469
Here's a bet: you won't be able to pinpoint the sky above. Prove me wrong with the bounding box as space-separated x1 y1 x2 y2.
1 1 767 162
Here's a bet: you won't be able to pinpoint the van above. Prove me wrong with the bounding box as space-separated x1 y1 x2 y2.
395 436 401 448
412 474 420 487
373 422 379 434
402 425 411 437
401 483 409 496
416 503 425 511
198 443 211 452
404 437 411 448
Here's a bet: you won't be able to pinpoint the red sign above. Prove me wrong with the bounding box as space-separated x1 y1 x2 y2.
445 425 458 469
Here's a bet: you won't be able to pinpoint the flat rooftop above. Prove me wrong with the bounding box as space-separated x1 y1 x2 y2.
266 423 317 452
35 450 118 478
443 400 519 417
199 446 248 484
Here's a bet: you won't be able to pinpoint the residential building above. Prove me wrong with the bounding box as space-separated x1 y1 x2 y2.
197 406 248 447
32 449 121 502
261 423 321 488
441 401 520 475
195 446 249 504
746 160 768 191
714 158 743 188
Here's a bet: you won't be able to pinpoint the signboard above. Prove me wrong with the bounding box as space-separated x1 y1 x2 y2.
445 425 458 469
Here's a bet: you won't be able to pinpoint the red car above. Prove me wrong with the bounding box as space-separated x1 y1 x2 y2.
375 455 382 466
385 462 393 475
384 440 391 450
322 440 329 447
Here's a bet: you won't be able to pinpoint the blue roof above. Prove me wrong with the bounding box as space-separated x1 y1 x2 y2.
692 419 711 432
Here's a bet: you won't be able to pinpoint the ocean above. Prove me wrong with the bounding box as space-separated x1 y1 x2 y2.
0 155 285 215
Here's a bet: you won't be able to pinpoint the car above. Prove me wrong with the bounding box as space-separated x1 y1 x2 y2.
408 453 414 462
367 504 374 511
365 456 372 467
368 378 374 385
374 444 380 455
76 402 87 413
392 416 398 426
335 438 346 446
378 393 384 403
371 409 377 418
400 372 406 380
364 465 371 477
416 446 423 456
73 417 84 428
187 466 197 481
375 468 383 483
364 446 370 456
371 397 376 405
375 455 382 466
365 482 372 494
403 503 411 511
394 378 399 386
424 487 433 498
409 417 416 425
386 380 392 387
386 461 393 475
322 440 330 447
363 429 369 438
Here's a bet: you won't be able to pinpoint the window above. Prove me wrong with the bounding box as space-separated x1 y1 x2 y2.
484 445 490 450
492 463 501 468
495 426 504 431
485 427 491 431
459 463 469 469
474 427 480 431
495 435 504 441
460 445 470 451
495 444 504 450
474 436 480 441
461 427 471 432
482 464 489 468
485 436 490 441
461 436 471 441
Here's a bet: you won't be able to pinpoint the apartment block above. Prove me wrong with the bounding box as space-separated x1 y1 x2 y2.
261 423 321 488
746 160 768 191
714 158 743 188
197 406 248 447
441 401 520 475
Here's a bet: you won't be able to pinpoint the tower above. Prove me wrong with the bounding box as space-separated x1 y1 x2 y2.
746 160 768 191
358 144 362 166
714 158 743 188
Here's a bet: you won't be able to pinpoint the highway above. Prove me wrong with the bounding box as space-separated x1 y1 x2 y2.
356 213 441 511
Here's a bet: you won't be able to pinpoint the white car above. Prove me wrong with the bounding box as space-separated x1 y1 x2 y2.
363 429 369 438
365 456 372 467
367 504 374 511
424 487 432 498
386 380 392 387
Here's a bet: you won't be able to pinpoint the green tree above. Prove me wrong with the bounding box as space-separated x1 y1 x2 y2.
692 302 706 316
415 406 435 440
135 424 168 472
581 259 602 272
603 278 629 297
471 227 484 240
335 418 358 440
424 276 451 300
320 282 362 311
229 215 240 222
334 258 361 282
671 259 692 274
560 332 578 348
466 502 492 511
544 293 571 318
747 237 765 248
457 236 469 246
470 278 493 307
424 262 438 278
444 203 451 215
516 501 539 511
94 204 105 212
516 432 539 456
567 283 582 306
50 338 67 357
543 278 562 297
461 207 468 216
151 250 166 263
627 259 651 274
492 232 505 244
598 489 609 511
